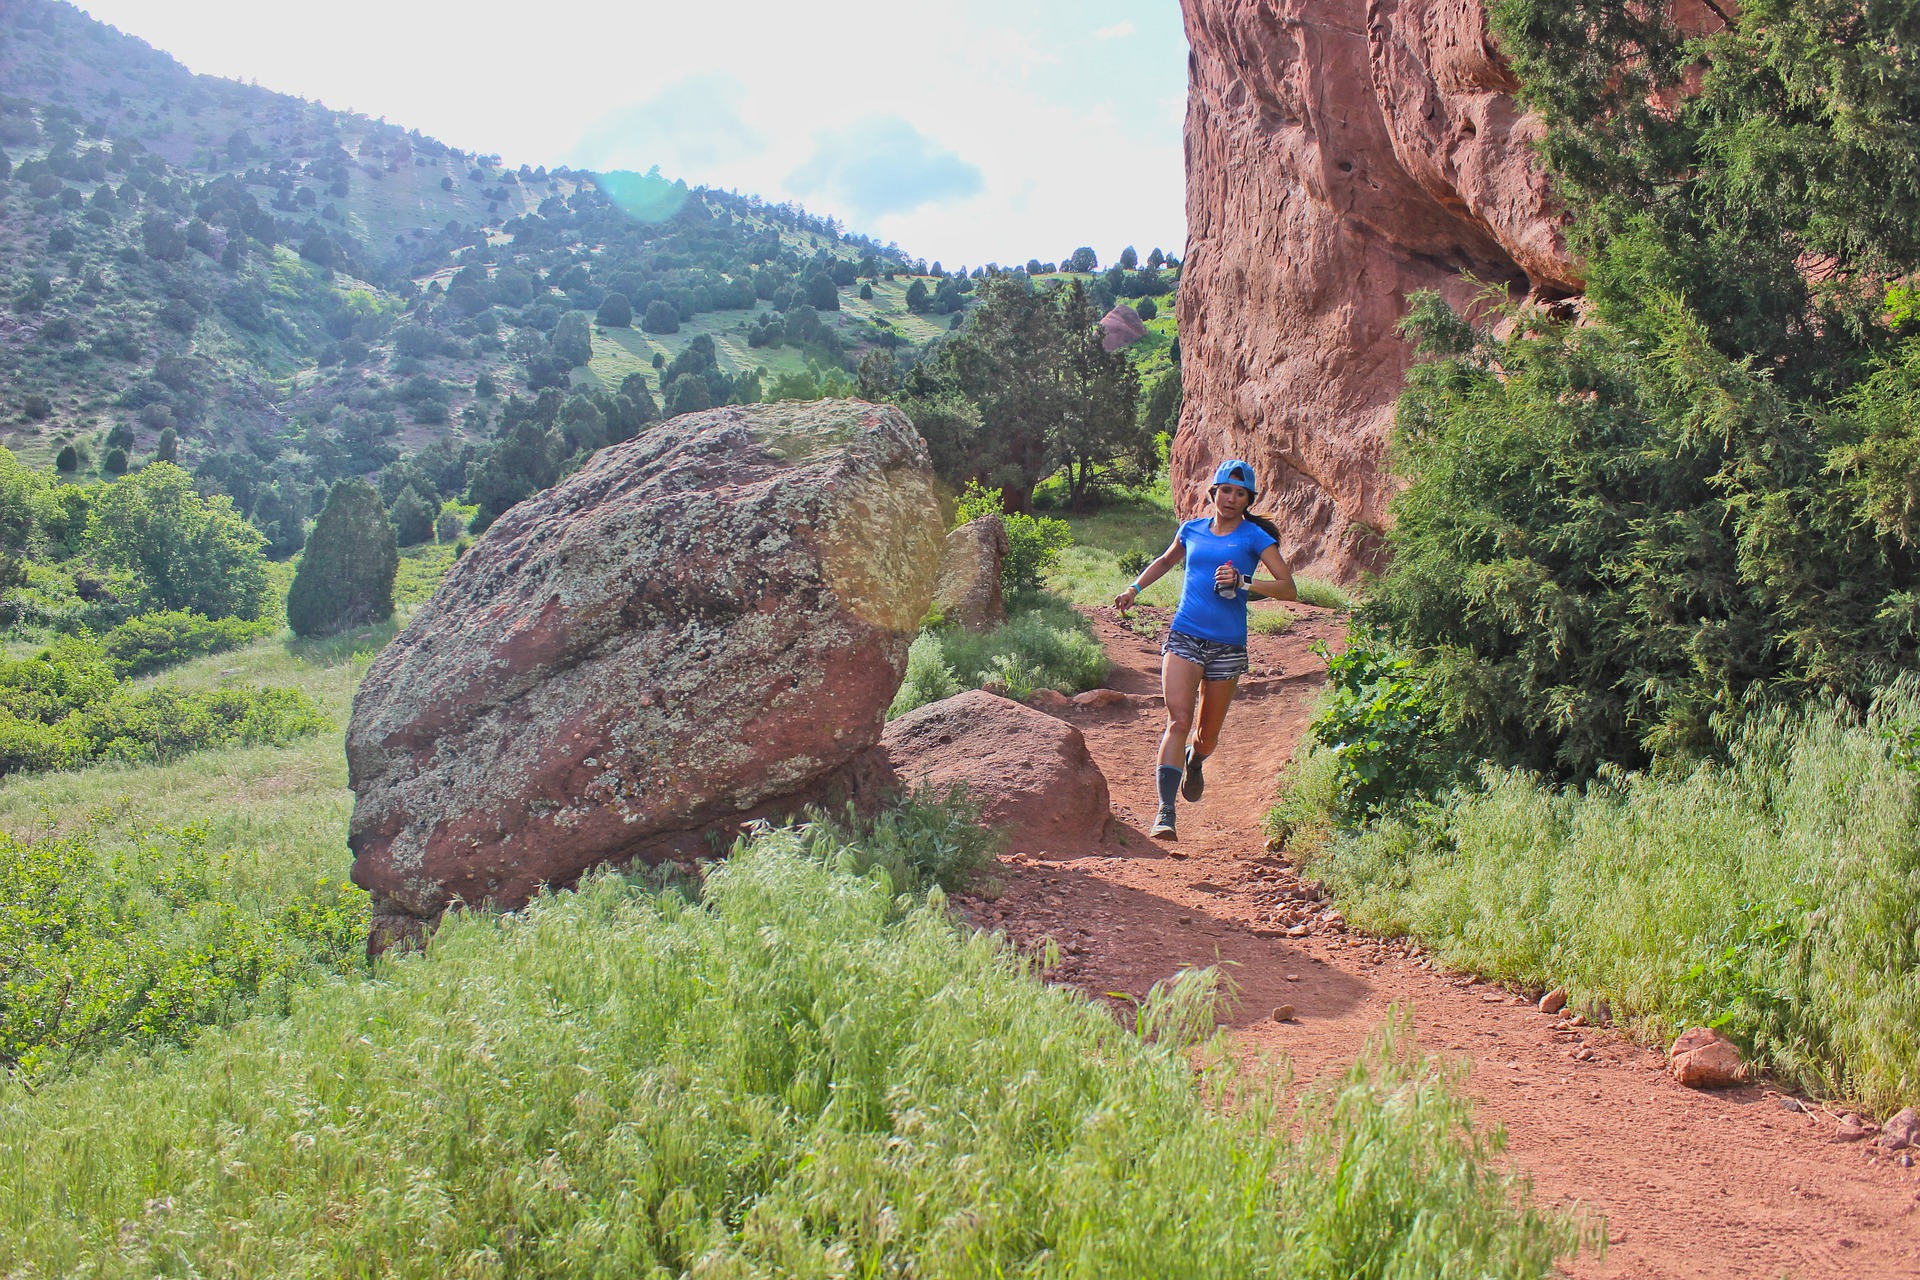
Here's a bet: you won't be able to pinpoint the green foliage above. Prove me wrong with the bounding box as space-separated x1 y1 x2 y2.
888 630 964 717
551 310 592 368
101 610 276 678
1299 686 1920 1113
803 783 1003 894
0 633 327 779
0 831 1586 1275
900 279 1144 509
954 480 1073 594
1306 631 1453 818
594 291 632 328
0 821 365 1078
1367 292 1920 777
388 484 435 546
286 479 398 638
1487 0 1920 389
1294 575 1355 611
82 463 271 622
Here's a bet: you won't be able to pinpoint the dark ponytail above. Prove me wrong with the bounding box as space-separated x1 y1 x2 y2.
1246 512 1281 543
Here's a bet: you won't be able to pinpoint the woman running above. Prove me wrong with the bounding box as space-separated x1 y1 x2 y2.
1114 459 1296 840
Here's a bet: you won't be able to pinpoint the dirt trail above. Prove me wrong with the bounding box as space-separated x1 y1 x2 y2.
954 605 1920 1279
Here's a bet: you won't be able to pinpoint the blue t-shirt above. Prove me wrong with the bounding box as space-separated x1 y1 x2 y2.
1169 517 1277 646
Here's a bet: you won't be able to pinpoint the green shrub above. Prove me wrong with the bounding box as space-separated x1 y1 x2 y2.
1306 630 1454 818
101 611 274 678
889 629 963 717
1368 293 1920 778
0 829 1587 1275
72 685 330 765
1298 685 1920 1113
0 822 365 1078
287 478 398 637
804 782 1002 894
0 635 328 778
937 592 1109 697
82 462 272 621
954 481 1073 595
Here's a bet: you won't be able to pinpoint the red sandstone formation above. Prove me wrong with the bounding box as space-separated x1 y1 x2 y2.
1175 0 1582 579
1100 304 1150 353
346 400 942 949
880 689 1113 853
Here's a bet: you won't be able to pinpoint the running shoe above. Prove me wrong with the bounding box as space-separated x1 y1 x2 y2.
1182 747 1206 802
1150 805 1177 839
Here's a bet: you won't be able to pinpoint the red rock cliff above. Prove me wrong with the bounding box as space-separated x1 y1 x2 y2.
1175 0 1580 579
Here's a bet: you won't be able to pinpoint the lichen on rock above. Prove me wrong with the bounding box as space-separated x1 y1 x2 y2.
346 399 942 948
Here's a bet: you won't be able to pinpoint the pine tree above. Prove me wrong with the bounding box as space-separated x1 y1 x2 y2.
390 484 436 545
287 479 398 637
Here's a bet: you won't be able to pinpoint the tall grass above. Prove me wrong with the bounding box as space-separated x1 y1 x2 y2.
892 592 1109 716
1 826 1588 1277
1292 688 1920 1112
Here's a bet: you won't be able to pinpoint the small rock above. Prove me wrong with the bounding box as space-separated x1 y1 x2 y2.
1286 924 1310 937
1272 1003 1296 1022
1902 1153 1914 1169
1569 1013 1589 1028
1070 687 1128 709
1670 1027 1745 1088
1778 1097 1806 1113
1835 1118 1874 1143
1027 688 1072 712
1539 987 1568 1015
1285 973 1301 982
1880 1107 1920 1151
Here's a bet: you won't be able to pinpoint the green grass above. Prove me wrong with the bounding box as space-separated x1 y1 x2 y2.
1295 576 1356 610
1283 687 1920 1113
892 593 1110 716
1046 487 1188 609
0 824 1590 1277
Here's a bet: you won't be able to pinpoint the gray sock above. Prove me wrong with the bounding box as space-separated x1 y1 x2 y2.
1157 765 1182 810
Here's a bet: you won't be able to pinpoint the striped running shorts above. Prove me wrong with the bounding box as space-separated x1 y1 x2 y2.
1161 629 1249 682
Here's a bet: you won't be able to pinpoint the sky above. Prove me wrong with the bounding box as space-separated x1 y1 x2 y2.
74 0 1190 270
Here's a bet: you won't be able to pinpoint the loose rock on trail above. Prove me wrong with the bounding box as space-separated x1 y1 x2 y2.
950 602 1920 1279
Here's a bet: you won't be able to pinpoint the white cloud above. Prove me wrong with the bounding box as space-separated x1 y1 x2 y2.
1095 21 1136 39
74 0 1186 267
787 116 983 220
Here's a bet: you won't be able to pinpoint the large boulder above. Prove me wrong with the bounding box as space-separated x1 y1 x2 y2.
931 515 1009 632
881 689 1111 852
1099 304 1149 353
347 400 943 944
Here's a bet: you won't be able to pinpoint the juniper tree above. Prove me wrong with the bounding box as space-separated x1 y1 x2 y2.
286 479 398 637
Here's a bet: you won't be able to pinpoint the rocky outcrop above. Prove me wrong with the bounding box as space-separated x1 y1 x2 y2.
347 400 943 947
880 689 1112 853
1100 304 1149 353
1175 0 1581 579
931 516 1009 632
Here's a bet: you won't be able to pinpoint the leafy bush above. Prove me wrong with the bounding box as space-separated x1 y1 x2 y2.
937 592 1109 698
0 822 365 1078
0 636 328 778
0 829 1586 1275
287 479 398 637
954 480 1073 594
1306 631 1453 818
889 629 964 717
1298 685 1920 1113
803 782 1002 894
1368 293 1920 778
101 611 274 678
83 463 271 621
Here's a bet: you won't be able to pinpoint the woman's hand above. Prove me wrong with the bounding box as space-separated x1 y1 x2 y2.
1214 563 1240 591
1114 585 1139 611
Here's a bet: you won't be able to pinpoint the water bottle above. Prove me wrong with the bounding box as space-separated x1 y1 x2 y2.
1216 564 1240 601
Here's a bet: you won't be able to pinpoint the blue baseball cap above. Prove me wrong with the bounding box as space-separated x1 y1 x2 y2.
1210 459 1257 494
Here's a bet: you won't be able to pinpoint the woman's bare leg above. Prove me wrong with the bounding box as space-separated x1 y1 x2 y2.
1192 677 1240 760
1159 653 1204 768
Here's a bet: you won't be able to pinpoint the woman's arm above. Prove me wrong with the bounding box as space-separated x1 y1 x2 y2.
1249 544 1298 602
1114 538 1185 609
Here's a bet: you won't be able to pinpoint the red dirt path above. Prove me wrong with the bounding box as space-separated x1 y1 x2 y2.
949 604 1920 1279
